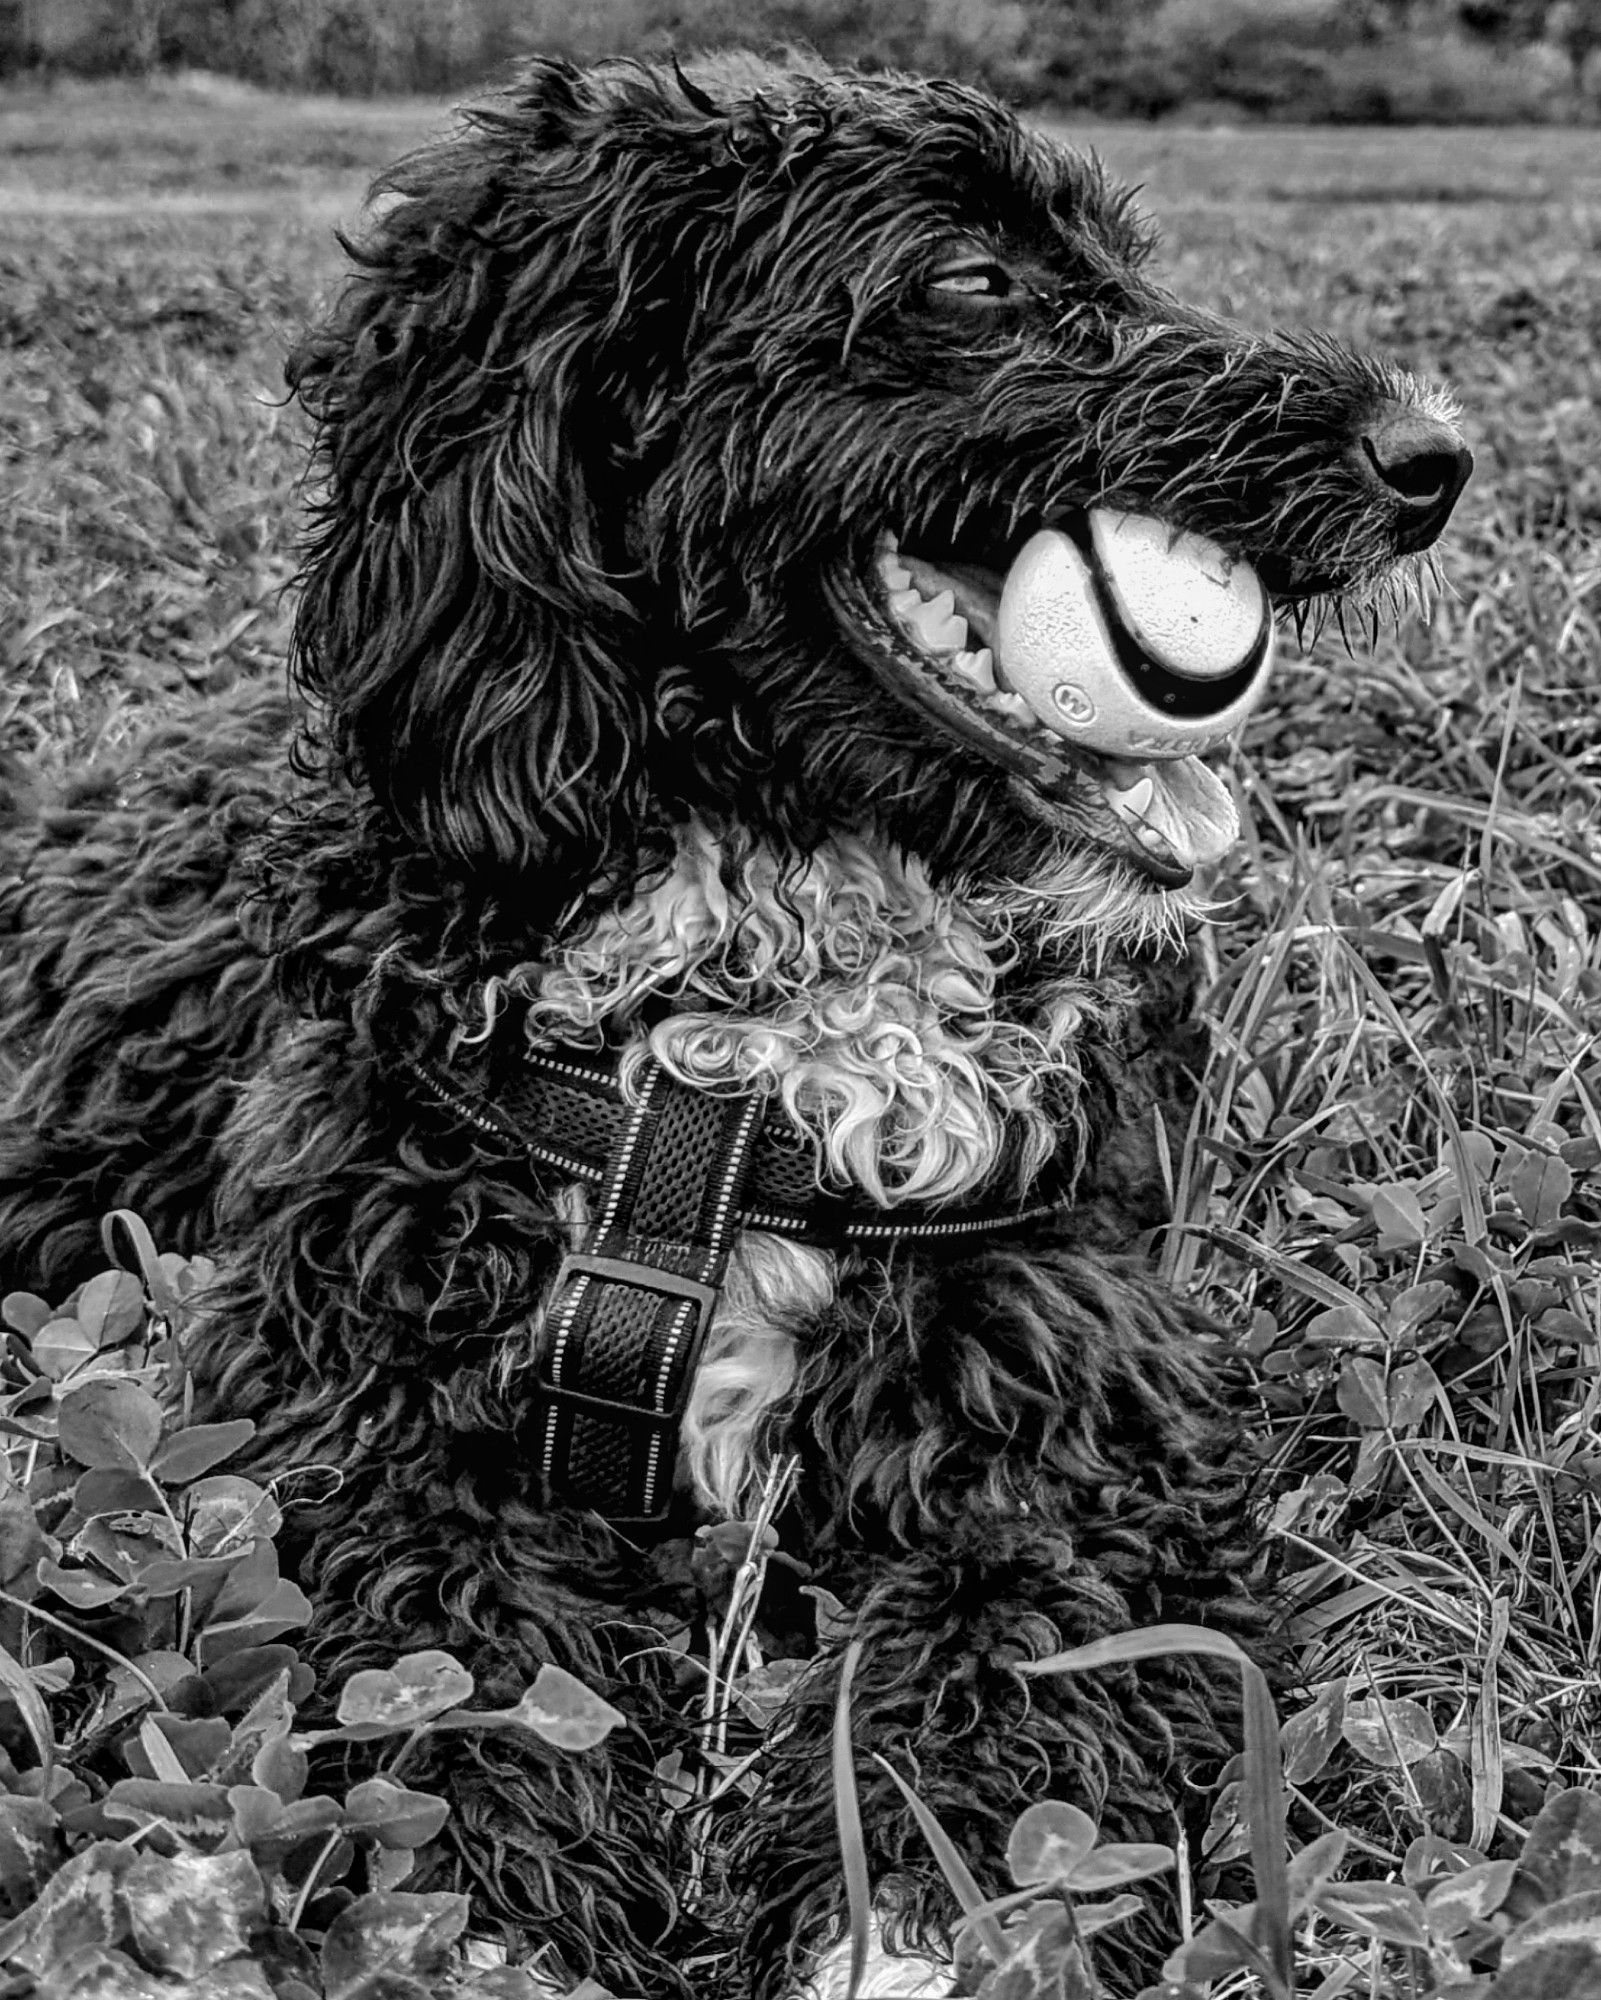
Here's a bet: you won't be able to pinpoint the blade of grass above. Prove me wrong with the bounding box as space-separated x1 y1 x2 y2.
0 1635 54 1776
101 1207 180 1316
1330 936 1498 1259
832 1638 871 2000
1019 1621 1254 1680
1179 1225 1377 1317
1476 659 1522 894
871 1755 1006 1964
1276 1533 1481 1645
1469 1596 1510 1851
1361 783 1601 890
1166 871 1315 1287
1240 1658 1292 1993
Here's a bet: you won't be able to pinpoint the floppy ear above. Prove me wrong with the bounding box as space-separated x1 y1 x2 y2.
287 59 694 889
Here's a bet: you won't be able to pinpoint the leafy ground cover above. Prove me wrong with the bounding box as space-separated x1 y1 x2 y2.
2 79 1601 2000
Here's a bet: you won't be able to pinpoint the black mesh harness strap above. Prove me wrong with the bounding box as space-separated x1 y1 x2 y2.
399 1041 1069 1524
533 1059 764 1524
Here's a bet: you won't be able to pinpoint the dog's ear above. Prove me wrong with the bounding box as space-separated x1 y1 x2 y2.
287 59 693 888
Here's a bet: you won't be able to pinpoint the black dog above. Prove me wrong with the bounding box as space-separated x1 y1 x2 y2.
0 54 1469 1997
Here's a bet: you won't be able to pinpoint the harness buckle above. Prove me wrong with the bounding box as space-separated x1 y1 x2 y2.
542 1250 719 1424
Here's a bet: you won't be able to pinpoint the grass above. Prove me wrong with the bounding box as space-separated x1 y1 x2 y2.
4 72 1601 1997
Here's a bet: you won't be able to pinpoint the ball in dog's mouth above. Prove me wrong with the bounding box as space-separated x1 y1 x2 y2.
834 507 1277 887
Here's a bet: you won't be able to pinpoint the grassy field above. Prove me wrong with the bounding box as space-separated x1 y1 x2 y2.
4 69 1601 1997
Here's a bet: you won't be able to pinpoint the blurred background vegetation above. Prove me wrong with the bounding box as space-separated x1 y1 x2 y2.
2 0 1599 120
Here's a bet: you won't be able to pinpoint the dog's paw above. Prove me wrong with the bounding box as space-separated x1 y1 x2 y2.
803 1920 951 1998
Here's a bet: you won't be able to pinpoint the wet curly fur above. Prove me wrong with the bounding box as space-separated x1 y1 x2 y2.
0 52 1467 1998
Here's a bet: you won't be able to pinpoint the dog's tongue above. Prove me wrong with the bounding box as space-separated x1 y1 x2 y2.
1101 755 1239 880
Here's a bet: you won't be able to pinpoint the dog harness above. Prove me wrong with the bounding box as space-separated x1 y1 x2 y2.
403 1039 1069 1527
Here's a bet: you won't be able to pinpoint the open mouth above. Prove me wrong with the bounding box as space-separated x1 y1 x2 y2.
829 510 1278 888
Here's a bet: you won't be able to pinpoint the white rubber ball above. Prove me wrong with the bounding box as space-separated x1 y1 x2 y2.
995 524 1274 761
1090 510 1266 679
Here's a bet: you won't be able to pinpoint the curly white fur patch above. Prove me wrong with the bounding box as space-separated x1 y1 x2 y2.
483 822 1193 1515
502 822 1146 1206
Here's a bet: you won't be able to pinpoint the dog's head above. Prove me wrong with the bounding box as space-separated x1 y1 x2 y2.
288 54 1469 947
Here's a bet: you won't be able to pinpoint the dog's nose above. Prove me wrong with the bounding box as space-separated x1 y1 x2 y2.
1356 410 1474 550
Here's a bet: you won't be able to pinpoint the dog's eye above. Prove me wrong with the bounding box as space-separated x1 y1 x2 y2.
928 261 1017 305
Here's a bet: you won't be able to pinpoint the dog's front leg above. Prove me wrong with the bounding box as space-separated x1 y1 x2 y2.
277 1482 718 1999
734 1524 1251 1998
730 1239 1271 1996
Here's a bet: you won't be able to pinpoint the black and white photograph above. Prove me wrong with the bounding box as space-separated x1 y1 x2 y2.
0 3 1596 1996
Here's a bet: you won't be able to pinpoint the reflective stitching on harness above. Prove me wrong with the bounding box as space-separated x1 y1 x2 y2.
708 1094 763 1246
640 1295 697 1509
539 1270 590 1488
398 1051 599 1181
842 1200 1064 1238
524 1049 628 1090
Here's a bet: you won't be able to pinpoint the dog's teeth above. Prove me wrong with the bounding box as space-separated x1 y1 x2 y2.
889 589 922 616
986 691 1033 723
879 555 913 591
951 647 995 691
883 531 900 553
1108 776 1155 818
908 590 965 653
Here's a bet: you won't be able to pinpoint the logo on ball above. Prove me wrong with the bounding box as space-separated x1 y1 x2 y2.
1052 683 1097 726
